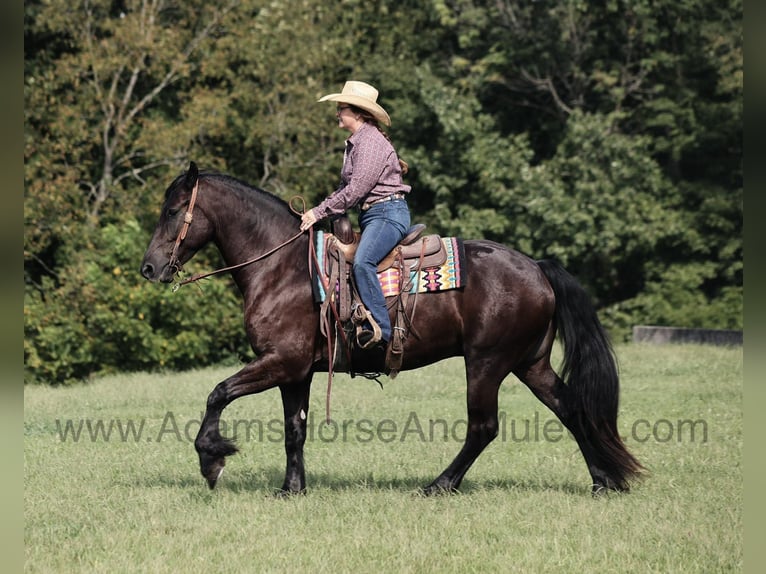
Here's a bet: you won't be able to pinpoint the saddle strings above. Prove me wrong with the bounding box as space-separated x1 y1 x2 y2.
305 220 354 422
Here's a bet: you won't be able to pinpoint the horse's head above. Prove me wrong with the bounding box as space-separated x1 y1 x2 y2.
140 161 214 283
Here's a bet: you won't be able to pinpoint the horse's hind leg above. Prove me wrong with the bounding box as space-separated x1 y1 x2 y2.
424 358 503 495
514 357 623 494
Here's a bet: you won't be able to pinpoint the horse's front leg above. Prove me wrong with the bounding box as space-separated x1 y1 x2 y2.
194 354 309 489
278 379 312 494
195 377 238 488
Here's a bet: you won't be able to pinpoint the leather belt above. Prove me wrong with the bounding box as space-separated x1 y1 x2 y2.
360 193 406 211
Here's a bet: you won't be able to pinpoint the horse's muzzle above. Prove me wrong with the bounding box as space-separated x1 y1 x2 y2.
140 259 175 283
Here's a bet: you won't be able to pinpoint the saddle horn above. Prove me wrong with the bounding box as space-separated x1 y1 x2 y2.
331 214 356 245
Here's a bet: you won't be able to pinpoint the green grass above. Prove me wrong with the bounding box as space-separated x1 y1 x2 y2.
25 344 742 573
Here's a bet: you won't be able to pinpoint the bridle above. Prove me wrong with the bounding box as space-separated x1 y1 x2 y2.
167 179 200 277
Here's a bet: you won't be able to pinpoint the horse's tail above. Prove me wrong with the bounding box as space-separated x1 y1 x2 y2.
537 259 644 490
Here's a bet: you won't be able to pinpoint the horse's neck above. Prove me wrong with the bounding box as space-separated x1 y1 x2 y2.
206 189 305 291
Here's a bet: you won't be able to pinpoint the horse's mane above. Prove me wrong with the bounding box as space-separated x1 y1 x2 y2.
165 168 295 216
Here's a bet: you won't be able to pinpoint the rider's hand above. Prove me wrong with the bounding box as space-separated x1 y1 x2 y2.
300 209 318 231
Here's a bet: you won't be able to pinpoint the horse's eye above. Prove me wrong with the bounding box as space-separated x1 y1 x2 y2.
166 200 189 218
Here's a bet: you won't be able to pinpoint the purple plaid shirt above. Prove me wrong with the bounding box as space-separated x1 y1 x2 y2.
314 122 411 219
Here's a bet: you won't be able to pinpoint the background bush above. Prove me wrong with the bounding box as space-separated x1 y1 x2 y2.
24 220 250 385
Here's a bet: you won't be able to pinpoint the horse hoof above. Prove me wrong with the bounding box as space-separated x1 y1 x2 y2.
422 482 457 496
274 487 306 499
591 480 628 497
210 467 225 489
200 457 226 489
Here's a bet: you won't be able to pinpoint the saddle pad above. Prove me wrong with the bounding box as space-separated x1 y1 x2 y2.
312 231 466 302
379 237 466 297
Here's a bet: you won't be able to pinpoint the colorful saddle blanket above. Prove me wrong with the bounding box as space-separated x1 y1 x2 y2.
313 231 466 302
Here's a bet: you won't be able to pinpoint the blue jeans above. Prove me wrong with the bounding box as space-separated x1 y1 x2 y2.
354 199 411 342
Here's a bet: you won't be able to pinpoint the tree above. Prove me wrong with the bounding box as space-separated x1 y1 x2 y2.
413 0 741 335
25 0 242 283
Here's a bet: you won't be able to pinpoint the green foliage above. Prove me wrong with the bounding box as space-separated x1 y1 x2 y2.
521 112 681 301
24 220 249 385
24 0 742 384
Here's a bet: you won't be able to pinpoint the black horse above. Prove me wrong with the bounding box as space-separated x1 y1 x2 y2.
140 162 643 495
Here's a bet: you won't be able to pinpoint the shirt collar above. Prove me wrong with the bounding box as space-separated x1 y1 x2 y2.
346 121 372 146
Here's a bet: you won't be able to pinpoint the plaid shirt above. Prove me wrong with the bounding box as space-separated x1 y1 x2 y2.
314 122 411 219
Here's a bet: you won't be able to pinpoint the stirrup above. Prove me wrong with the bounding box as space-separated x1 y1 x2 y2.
356 329 380 349
353 306 383 349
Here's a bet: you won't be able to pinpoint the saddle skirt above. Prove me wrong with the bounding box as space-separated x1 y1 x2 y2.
312 229 466 302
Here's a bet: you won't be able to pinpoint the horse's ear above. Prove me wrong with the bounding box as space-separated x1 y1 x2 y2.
184 161 199 189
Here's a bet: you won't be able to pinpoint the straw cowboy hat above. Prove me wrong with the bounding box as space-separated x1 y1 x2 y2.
318 80 391 126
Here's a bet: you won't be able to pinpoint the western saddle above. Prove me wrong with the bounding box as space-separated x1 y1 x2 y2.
320 214 447 377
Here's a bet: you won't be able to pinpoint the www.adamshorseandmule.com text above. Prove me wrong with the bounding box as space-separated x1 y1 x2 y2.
52 410 709 445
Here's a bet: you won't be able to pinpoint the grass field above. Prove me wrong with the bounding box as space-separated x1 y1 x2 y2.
24 344 742 573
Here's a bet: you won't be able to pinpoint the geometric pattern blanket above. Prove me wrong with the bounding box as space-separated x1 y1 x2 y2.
312 231 467 303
